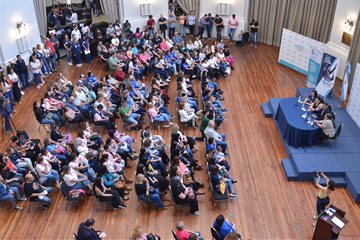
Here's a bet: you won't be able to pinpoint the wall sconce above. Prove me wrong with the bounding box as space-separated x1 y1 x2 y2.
218 3 231 16
344 16 354 33
140 3 152 16
16 18 29 38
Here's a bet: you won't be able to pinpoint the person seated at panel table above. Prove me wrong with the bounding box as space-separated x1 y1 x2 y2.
304 90 318 105
314 113 336 143
213 215 241 240
308 97 325 115
312 102 332 120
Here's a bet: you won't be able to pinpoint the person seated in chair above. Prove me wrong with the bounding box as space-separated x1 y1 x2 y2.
93 105 112 129
170 174 199 215
175 221 203 240
0 176 24 210
119 100 141 130
134 173 167 209
210 166 237 198
77 218 106 240
23 173 54 208
313 102 332 120
213 215 240 240
314 113 336 143
93 177 126 209
204 121 227 153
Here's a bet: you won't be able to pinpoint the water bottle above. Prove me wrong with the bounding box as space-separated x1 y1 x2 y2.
298 96 302 103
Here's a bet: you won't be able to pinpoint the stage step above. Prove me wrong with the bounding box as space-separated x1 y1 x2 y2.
345 173 360 203
281 158 298 180
312 176 347 187
261 102 273 118
269 98 282 119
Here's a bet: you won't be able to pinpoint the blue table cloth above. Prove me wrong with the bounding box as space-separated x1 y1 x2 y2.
275 98 320 147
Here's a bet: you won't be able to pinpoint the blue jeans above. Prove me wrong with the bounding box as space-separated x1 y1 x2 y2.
153 113 170 122
252 32 258 46
74 51 81 65
150 161 167 176
126 113 140 124
69 179 91 190
207 25 213 38
225 179 233 193
19 73 29 89
4 91 14 112
180 25 185 36
39 187 54 205
41 169 59 185
41 118 55 128
138 188 164 208
0 187 20 208
228 28 236 41
66 50 72 64
33 73 42 86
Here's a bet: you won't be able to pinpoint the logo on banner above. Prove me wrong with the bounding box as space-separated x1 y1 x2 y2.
307 47 323 87
315 53 339 97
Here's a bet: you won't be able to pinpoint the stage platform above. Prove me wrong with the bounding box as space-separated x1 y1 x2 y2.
262 88 360 203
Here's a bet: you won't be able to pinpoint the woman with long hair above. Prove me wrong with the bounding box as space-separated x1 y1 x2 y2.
314 171 335 220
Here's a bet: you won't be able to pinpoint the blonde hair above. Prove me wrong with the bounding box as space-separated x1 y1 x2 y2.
132 226 143 239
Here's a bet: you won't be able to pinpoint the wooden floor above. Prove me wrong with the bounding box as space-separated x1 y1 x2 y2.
1 44 359 240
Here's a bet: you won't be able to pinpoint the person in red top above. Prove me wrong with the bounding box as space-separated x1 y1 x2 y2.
147 15 155 37
115 65 126 82
45 38 57 71
175 221 203 240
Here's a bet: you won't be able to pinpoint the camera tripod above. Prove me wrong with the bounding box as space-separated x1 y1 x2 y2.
1 106 18 140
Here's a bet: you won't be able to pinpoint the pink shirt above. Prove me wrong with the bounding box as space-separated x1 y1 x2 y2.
148 108 158 118
229 18 239 28
176 230 191 240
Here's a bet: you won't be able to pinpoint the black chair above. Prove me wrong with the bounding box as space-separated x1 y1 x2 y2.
172 230 180 240
209 178 229 209
210 227 221 240
92 185 113 211
60 181 84 211
328 123 344 148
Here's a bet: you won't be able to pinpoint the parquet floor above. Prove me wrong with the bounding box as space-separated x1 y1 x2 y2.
0 43 359 240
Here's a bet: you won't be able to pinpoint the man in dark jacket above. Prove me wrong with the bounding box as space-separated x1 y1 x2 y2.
77 218 105 240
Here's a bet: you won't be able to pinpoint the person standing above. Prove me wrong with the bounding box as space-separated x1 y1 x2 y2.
228 14 239 43
50 33 60 59
81 35 92 64
168 12 177 39
214 14 224 41
14 55 29 90
147 15 155 37
313 171 335 221
198 14 208 40
29 55 43 88
249 19 259 47
207 13 215 39
179 13 187 37
64 34 73 66
158 14 168 39
7 68 22 103
71 36 82 67
187 11 196 38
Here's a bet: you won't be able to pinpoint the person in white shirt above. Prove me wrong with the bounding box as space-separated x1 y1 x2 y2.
204 120 227 153
62 165 92 191
111 34 120 47
69 10 78 23
71 24 81 41
106 24 115 37
178 102 199 127
35 157 60 188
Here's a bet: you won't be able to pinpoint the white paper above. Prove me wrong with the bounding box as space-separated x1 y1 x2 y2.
331 216 345 229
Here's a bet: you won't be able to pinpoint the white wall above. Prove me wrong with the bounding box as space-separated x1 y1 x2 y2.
120 0 168 32
327 0 360 79
0 0 41 66
199 0 249 38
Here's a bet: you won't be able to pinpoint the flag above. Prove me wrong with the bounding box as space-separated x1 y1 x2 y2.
341 61 351 102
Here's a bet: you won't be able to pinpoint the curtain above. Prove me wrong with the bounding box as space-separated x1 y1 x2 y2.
100 0 119 23
33 0 47 39
248 0 337 46
347 9 360 89
177 0 200 26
